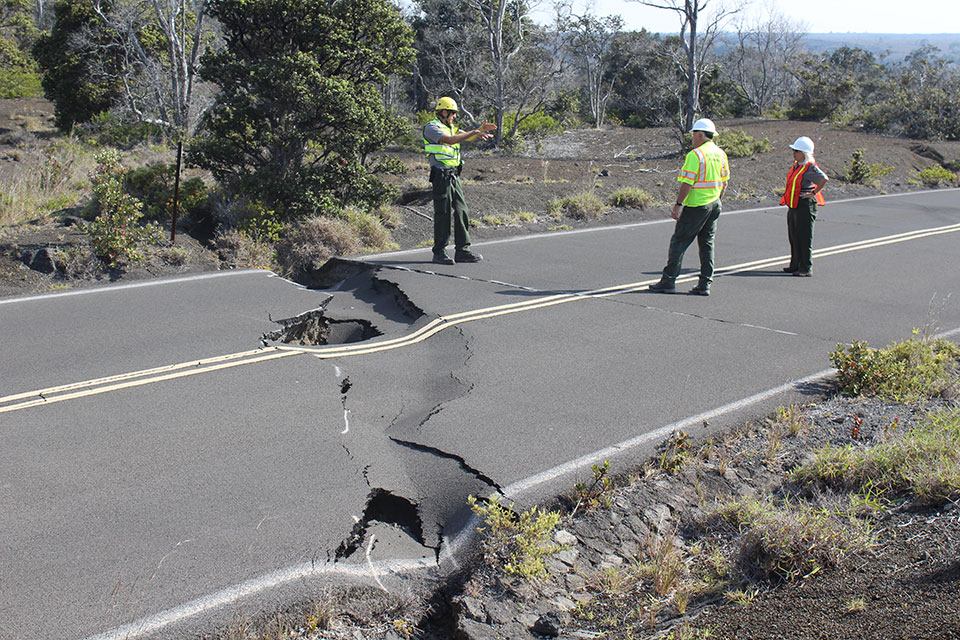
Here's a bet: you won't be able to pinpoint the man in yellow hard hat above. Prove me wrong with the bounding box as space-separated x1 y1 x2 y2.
649 117 730 296
422 96 496 264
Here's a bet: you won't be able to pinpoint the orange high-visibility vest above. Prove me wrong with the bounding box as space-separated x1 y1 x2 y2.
780 162 826 208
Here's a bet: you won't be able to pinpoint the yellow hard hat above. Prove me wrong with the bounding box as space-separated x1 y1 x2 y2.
435 96 459 112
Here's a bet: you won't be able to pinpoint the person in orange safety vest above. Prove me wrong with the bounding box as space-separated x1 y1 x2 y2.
780 136 828 277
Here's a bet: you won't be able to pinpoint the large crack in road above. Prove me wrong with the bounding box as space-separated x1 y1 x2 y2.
263 262 496 563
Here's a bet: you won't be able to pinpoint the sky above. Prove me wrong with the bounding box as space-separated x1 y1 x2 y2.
528 0 960 34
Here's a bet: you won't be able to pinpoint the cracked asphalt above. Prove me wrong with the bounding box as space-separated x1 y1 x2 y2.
1 190 959 640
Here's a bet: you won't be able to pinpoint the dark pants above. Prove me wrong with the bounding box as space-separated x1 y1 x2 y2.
787 198 817 273
431 169 471 254
660 200 722 287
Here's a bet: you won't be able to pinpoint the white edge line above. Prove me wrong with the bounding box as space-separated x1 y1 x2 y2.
0 269 279 305
7 188 957 304
82 558 436 640
440 367 837 566
82 323 960 640
364 187 960 259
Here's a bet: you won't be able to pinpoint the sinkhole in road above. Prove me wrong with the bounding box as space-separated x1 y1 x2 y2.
264 309 381 345
335 489 426 559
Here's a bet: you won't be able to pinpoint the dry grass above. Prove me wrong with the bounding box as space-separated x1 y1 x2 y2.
0 139 95 226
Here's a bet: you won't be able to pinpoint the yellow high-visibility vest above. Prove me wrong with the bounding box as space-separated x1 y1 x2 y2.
423 119 460 168
677 140 730 207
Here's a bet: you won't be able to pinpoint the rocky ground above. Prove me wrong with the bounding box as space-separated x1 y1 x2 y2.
3 99 960 639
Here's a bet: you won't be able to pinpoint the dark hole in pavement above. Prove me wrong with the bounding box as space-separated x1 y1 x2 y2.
264 309 381 346
335 489 425 559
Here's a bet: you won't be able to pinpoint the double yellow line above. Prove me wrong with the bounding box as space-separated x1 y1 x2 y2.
3 221 958 414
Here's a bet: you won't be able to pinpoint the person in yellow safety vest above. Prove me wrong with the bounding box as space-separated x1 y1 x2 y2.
649 118 730 296
422 96 497 265
780 136 828 277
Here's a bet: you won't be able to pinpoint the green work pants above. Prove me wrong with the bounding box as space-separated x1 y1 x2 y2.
660 200 721 287
431 171 472 254
787 198 817 273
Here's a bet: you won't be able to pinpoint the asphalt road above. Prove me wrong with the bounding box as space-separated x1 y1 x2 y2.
1 190 958 639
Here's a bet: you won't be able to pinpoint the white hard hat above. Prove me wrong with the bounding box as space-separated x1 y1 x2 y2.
690 118 717 135
790 136 815 153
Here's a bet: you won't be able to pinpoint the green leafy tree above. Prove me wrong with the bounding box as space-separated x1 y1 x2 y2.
0 0 43 97
862 46 960 141
33 0 122 128
190 0 415 220
786 46 884 122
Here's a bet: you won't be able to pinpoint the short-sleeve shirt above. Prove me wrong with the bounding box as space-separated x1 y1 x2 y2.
797 162 827 197
677 140 730 207
424 121 457 170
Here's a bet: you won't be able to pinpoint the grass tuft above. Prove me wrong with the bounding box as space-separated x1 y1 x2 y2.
791 408 960 506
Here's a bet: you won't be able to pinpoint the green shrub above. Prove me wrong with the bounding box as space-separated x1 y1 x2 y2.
829 336 959 401
468 494 564 581
716 130 771 158
125 163 212 224
844 149 894 186
513 111 562 137
552 192 606 220
0 67 43 98
82 112 166 149
910 165 957 187
84 150 160 266
238 200 283 243
608 187 653 209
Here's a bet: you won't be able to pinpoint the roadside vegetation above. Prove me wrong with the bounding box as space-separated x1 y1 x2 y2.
2 0 960 289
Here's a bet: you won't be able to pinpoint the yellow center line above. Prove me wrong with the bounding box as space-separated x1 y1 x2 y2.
4 222 958 413
0 350 297 414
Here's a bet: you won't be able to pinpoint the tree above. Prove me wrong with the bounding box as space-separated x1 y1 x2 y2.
862 46 960 141
411 0 485 121
471 0 540 145
626 0 740 132
1 0 43 96
412 0 561 146
725 7 805 116
568 11 623 127
607 30 679 128
786 46 884 122
33 0 122 126
85 0 213 139
190 0 416 220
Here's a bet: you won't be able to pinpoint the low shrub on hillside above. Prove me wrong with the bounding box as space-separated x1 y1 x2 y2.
844 148 894 186
716 130 771 158
910 165 957 187
548 192 606 220
274 216 362 278
608 187 653 209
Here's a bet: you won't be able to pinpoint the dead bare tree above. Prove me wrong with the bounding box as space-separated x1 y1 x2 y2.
568 12 623 128
90 0 213 136
626 0 743 132
87 0 217 240
471 0 526 145
726 8 806 115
